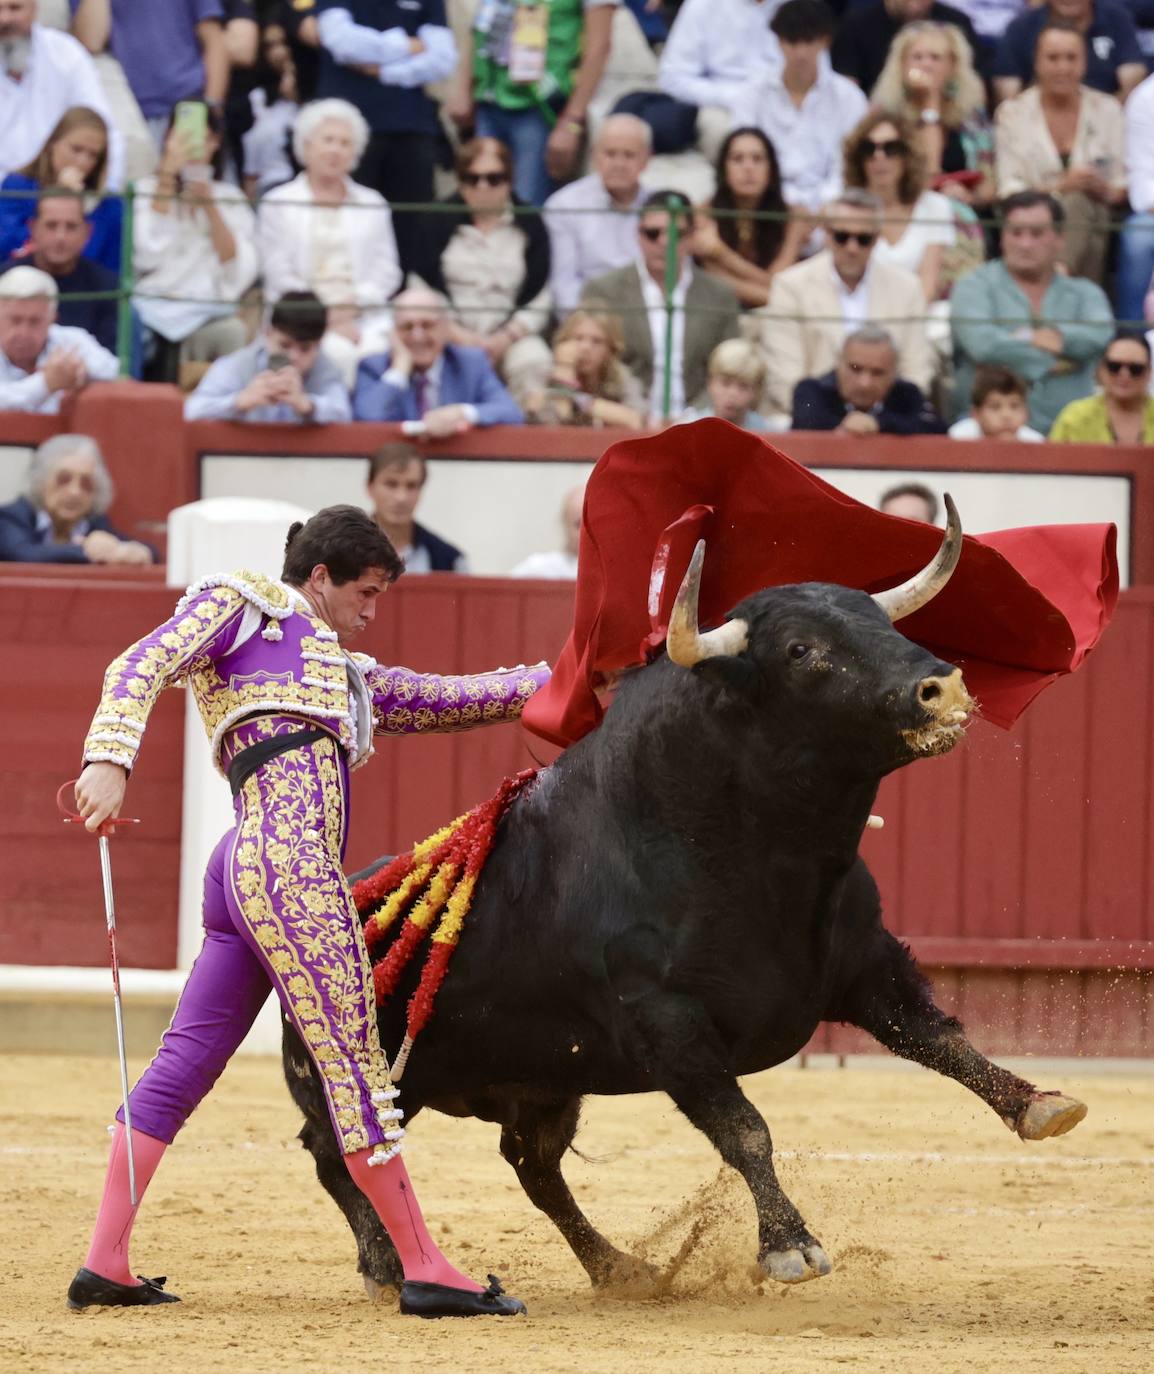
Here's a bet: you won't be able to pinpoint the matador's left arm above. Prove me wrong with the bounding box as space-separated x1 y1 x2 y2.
361 661 551 736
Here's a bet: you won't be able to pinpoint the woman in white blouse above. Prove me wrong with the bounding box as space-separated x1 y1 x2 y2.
994 23 1126 286
843 110 957 307
258 99 401 380
133 105 259 382
409 138 552 402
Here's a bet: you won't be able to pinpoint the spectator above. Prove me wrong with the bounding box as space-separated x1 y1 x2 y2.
792 325 947 434
872 21 995 209
0 106 122 272
509 486 583 579
879 480 939 521
0 265 117 411
843 110 957 306
411 137 552 403
731 1 868 216
993 0 1145 101
1118 71 1154 324
0 0 124 185
994 24 1125 286
832 0 986 95
0 188 118 353
761 189 932 415
1049 329 1154 441
184 290 351 423
949 190 1114 432
580 190 741 419
618 0 783 157
353 284 523 431
313 0 456 274
945 0 1023 45
679 338 773 432
948 363 1046 438
521 309 646 428
0 433 152 564
448 0 618 205
133 103 257 382
240 20 300 196
259 98 401 381
543 114 652 318
693 127 808 308
69 0 230 147
365 442 469 572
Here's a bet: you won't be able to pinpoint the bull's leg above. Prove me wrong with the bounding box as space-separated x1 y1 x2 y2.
624 989 831 1284
832 929 1087 1139
282 1025 404 1295
498 1098 654 1288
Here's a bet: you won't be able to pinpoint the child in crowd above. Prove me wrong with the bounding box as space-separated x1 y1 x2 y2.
948 365 1044 442
680 339 776 432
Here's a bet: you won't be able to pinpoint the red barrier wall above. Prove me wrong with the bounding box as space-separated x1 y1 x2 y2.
2 563 1150 1052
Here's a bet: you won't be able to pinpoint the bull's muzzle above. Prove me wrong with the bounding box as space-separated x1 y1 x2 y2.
903 666 974 756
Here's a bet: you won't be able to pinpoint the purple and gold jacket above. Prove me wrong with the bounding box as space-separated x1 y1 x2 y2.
82 570 551 775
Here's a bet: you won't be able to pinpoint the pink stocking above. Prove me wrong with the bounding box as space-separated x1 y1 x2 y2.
82 1122 169 1286
344 1149 484 1291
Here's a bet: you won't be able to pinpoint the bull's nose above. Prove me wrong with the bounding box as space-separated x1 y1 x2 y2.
916 667 973 719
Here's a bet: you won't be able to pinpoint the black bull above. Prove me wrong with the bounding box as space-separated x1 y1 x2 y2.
283 557 1087 1292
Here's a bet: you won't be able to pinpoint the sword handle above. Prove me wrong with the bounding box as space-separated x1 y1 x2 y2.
56 779 139 837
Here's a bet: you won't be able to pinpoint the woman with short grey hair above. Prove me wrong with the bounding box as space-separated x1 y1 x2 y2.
0 434 154 564
259 99 401 380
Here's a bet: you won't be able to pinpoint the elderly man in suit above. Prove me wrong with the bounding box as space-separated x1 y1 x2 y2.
352 285 523 433
579 190 741 421
759 189 932 416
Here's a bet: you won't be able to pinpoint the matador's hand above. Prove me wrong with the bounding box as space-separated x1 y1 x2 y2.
75 761 128 833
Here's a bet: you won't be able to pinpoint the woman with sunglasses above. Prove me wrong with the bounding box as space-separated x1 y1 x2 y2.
871 22 994 210
1049 331 1154 443
843 110 958 308
692 128 807 309
411 138 552 402
994 24 1125 287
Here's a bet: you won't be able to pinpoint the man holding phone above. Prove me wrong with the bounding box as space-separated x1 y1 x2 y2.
184 290 352 422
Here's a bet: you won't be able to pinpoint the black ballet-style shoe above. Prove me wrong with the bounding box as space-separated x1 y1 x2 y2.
399 1272 527 1318
67 1268 181 1311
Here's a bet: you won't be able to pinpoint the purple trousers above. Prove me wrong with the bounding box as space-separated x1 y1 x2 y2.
120 715 401 1157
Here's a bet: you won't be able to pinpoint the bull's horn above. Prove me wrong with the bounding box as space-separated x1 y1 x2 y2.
666 540 749 667
872 493 962 623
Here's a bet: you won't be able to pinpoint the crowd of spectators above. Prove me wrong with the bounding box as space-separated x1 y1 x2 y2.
5 0 1154 568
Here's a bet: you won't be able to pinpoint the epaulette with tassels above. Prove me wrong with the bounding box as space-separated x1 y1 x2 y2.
354 769 538 1079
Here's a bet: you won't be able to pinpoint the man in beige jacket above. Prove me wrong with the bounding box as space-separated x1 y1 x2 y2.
759 189 932 415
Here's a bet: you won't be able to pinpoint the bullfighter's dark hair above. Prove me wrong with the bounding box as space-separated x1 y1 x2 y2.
282 505 403 586
270 290 328 343
999 189 1064 229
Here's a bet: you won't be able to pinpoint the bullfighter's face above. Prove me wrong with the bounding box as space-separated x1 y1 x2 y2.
302 566 390 642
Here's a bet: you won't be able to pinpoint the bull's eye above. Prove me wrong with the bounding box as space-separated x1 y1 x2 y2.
787 641 811 662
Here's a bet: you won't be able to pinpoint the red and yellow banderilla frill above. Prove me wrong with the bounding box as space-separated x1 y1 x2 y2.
354 769 538 1078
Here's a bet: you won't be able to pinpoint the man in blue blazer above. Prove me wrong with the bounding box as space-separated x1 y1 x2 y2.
353 285 523 432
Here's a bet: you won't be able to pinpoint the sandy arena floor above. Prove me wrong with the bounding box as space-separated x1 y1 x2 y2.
2 1053 1152 1374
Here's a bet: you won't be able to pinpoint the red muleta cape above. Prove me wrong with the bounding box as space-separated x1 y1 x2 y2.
522 419 1119 748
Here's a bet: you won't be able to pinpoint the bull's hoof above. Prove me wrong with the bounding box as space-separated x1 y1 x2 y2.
362 1274 400 1303
761 1243 832 1284
1016 1092 1088 1141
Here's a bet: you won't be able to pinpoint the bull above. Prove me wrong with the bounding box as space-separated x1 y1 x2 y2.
283 499 1087 1293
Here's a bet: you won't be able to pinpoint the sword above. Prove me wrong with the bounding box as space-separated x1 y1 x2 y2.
57 781 141 1205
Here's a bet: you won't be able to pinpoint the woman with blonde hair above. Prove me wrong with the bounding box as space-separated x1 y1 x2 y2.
0 107 122 270
871 21 994 208
523 309 646 428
